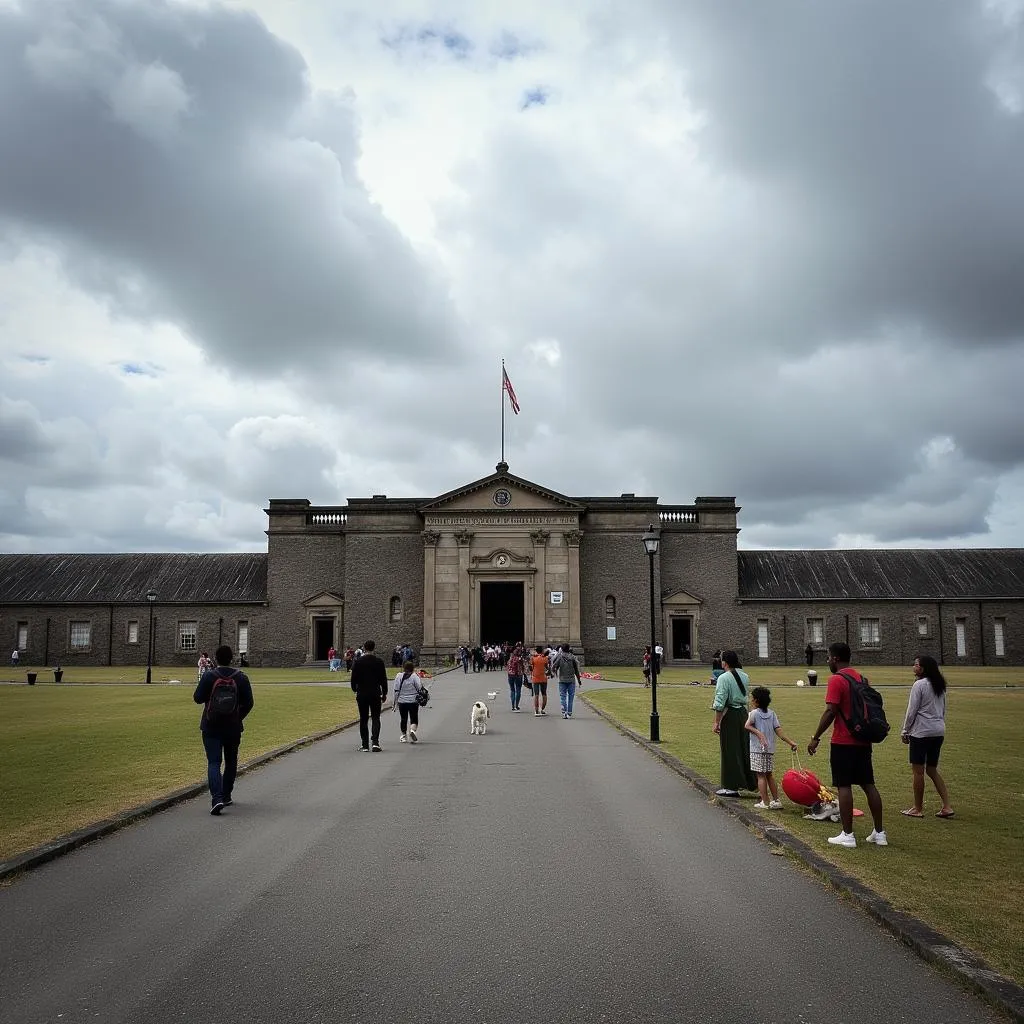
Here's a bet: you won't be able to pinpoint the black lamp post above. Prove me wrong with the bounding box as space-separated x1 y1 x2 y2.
145 590 157 684
642 524 660 742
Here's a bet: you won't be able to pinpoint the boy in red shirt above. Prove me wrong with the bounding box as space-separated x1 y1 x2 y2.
807 641 886 848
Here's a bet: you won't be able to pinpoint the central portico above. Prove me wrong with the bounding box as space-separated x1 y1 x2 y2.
419 461 584 657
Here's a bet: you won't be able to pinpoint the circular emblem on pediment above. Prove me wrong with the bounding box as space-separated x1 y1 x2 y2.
496 554 510 567
493 488 512 507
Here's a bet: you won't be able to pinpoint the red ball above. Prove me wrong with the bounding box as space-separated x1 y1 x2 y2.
782 768 822 807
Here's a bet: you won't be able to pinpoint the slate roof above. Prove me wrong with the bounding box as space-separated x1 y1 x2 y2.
0 553 267 605
738 549 1024 601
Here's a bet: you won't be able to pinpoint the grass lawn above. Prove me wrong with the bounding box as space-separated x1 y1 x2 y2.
583 673 1024 985
2 664 353 685
0 684 359 863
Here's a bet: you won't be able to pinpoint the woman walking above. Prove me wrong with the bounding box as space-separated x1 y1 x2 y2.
393 660 424 743
900 655 954 818
711 650 756 796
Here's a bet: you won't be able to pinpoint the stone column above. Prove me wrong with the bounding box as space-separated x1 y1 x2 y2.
564 529 583 648
455 530 474 645
422 531 440 649
531 529 549 645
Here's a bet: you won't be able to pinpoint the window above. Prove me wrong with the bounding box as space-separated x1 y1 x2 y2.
757 619 769 659
69 621 91 649
955 618 967 658
859 618 881 647
994 619 1006 658
389 597 402 623
916 615 929 637
127 620 139 644
237 620 249 655
16 621 28 650
605 595 616 621
806 617 824 646
179 620 198 652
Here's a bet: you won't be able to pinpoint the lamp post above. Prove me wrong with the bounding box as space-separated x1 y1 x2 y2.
145 590 157 684
642 525 660 742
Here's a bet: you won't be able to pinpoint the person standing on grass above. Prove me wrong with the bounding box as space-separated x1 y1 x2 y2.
808 641 886 848
351 639 388 752
711 650 757 796
900 655 954 820
194 644 254 816
744 686 797 809
11 648 19 667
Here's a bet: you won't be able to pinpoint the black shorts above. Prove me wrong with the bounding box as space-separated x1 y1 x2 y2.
830 743 874 788
532 681 548 697
909 735 944 767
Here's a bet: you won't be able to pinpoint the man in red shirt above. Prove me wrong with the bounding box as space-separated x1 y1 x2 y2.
807 641 886 848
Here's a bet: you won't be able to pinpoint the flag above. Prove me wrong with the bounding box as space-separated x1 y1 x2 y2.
502 367 520 415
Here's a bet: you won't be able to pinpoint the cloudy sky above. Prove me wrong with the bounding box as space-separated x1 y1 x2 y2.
2 0 1023 554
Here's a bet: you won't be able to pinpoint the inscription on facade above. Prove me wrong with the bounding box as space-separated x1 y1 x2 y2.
424 515 577 526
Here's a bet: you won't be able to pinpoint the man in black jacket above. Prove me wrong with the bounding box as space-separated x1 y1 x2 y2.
350 639 388 751
193 644 254 815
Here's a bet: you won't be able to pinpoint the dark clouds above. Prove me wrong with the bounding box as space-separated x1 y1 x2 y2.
0 0 461 378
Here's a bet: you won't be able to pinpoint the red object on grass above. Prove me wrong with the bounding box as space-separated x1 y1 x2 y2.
782 768 823 807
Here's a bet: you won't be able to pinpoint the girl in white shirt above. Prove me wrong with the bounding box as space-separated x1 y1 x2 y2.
393 660 424 743
900 655 954 818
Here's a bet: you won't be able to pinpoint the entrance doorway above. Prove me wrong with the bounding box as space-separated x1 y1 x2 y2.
672 617 693 660
480 582 524 645
314 618 334 660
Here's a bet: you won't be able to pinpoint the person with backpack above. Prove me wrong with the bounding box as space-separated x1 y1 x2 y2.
807 641 887 848
711 650 757 796
392 659 426 743
193 644 254 815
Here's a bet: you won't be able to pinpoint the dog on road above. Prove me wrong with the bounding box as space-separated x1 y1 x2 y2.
470 700 490 735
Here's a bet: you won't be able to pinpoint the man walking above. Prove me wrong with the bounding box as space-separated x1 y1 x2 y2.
552 644 582 719
193 644 254 815
351 639 388 752
808 641 886 848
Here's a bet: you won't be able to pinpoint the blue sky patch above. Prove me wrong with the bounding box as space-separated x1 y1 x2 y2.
491 31 538 61
520 87 550 111
382 23 473 60
120 362 158 377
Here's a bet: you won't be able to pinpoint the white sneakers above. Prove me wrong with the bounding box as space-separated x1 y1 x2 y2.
753 801 769 809
828 829 888 848
754 800 786 810
400 734 407 743
409 728 418 743
828 831 857 847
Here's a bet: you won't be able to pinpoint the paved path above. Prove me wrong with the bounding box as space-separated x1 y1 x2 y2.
0 672 999 1024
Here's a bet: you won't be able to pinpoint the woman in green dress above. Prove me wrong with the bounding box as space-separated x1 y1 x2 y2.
711 650 757 796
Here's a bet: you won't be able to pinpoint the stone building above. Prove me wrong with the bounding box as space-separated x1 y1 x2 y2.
2 463 1023 670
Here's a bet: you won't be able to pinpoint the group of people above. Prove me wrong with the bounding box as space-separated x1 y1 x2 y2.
640 644 664 685
456 644 514 672
711 642 954 848
502 643 583 718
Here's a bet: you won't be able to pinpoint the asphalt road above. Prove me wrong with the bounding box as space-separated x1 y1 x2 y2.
0 672 999 1024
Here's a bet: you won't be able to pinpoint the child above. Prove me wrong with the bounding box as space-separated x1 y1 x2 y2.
744 686 798 809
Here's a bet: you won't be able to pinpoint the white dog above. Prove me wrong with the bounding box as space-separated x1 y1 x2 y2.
470 700 490 735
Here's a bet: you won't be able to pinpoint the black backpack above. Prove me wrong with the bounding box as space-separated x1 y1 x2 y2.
837 670 890 743
415 684 430 707
206 669 240 726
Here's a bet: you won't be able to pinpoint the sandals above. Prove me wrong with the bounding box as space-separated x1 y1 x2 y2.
900 808 924 817
936 809 955 819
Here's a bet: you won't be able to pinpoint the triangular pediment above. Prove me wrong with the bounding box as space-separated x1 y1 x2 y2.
663 589 702 606
302 590 344 608
421 463 583 513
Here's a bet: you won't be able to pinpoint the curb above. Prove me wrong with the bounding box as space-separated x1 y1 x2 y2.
0 716 361 884
581 696 1024 1024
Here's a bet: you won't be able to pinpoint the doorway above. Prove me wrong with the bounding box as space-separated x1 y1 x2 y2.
480 582 524 645
672 617 693 660
314 618 334 660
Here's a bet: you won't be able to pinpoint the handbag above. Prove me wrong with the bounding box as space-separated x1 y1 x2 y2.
415 684 430 707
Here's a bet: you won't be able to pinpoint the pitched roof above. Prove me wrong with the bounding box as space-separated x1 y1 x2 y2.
419 462 583 512
738 549 1024 601
0 553 267 605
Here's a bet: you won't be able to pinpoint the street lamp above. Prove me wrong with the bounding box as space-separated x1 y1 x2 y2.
642 524 660 742
145 590 157 684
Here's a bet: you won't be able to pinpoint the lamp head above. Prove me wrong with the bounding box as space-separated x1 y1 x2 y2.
642 524 659 556
146 590 157 603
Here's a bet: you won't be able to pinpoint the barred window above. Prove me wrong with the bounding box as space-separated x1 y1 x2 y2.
179 621 198 652
127 620 139 644
994 619 1006 658
605 595 616 621
390 597 402 623
17 621 28 649
70 621 91 649
806 618 824 646
757 620 769 659
955 618 967 658
859 618 881 646
916 615 929 637
237 621 249 654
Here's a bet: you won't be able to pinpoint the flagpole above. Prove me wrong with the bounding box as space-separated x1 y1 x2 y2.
500 359 506 464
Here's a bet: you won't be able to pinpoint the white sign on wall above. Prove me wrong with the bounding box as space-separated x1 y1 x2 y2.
606 626 616 640
550 592 564 604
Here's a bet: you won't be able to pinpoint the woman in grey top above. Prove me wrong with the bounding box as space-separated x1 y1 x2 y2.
900 655 954 819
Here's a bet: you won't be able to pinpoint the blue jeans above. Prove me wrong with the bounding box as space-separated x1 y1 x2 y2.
202 732 239 805
558 681 577 716
507 673 523 708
